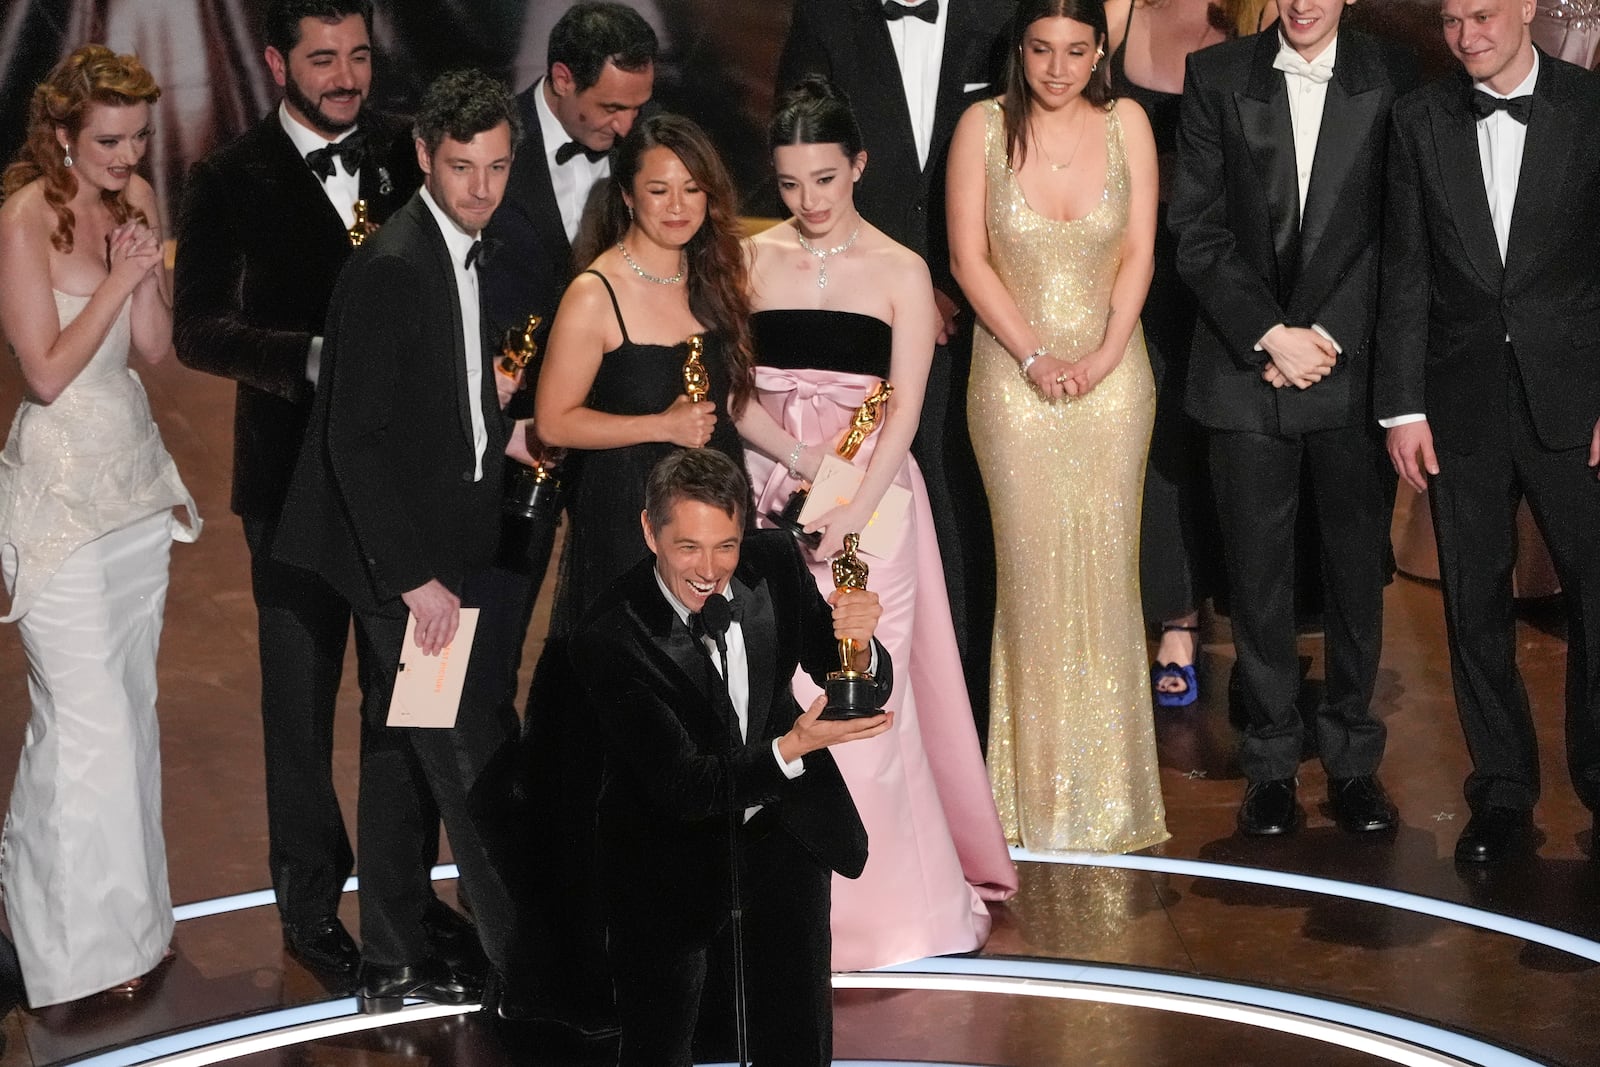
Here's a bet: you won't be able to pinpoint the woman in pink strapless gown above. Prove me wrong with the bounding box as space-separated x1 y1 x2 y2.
735 77 1016 972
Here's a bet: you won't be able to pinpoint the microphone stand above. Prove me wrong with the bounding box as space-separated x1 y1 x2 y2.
694 601 750 1067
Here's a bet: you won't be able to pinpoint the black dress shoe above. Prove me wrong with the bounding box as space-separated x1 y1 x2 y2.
357 959 482 1014
284 917 360 975
1454 807 1536 863
422 900 488 983
1329 775 1399 833
1238 778 1299 836
483 970 620 1038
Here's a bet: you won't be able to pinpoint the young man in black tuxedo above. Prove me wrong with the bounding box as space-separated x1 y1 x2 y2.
1170 2 1416 836
777 0 1015 732
173 0 437 976
1377 0 1600 863
272 69 532 1010
572 448 892 1067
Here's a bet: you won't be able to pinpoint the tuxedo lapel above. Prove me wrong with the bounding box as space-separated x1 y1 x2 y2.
733 574 776 745
1235 35 1301 298
1505 57 1577 289
412 198 476 449
629 566 722 721
505 83 574 269
1431 77 1504 292
1298 41 1385 272
855 0 922 175
256 118 351 249
929 0 979 179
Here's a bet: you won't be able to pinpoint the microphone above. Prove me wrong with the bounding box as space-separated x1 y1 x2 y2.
698 594 732 657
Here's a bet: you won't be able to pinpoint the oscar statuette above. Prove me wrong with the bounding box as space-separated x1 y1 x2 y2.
683 334 709 402
347 199 375 247
821 533 882 720
497 314 566 573
768 379 893 548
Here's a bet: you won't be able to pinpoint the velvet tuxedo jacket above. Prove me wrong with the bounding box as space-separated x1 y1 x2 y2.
272 193 511 617
571 531 889 942
1374 51 1600 454
1171 29 1417 435
776 0 1013 296
481 80 570 346
173 110 419 520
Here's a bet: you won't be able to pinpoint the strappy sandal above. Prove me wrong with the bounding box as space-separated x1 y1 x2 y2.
1151 623 1201 708
103 945 176 997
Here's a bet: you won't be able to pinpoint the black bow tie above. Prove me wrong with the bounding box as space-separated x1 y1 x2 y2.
554 140 608 166
1470 89 1533 125
305 131 367 181
689 596 743 634
882 0 939 22
465 237 500 270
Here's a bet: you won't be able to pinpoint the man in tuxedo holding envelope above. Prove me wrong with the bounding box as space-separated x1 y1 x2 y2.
1377 0 1600 862
274 69 535 1010
571 448 892 1067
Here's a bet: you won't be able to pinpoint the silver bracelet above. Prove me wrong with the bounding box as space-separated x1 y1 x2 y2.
1018 346 1047 380
786 440 805 479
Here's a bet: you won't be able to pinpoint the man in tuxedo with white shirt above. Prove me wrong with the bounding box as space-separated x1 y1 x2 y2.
173 0 460 978
572 448 891 1067
1377 0 1600 863
777 0 1014 731
1171 1 1416 838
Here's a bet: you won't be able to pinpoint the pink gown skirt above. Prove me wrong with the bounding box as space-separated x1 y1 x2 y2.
748 366 1017 971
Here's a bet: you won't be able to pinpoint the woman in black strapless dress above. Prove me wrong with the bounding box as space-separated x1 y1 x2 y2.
520 113 754 1031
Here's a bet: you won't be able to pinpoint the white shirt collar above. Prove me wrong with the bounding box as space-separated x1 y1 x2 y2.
535 77 576 167
277 100 359 158
418 185 480 260
1477 47 1539 100
1275 29 1338 73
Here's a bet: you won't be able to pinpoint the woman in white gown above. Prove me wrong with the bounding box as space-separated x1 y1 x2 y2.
0 45 198 1006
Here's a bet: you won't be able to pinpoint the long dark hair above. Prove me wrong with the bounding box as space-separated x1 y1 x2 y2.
1 45 159 253
584 113 753 416
1002 0 1113 170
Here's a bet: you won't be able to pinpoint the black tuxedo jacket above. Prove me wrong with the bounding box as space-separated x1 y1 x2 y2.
482 80 570 345
174 110 419 519
272 193 511 616
1171 30 1417 435
1375 52 1600 454
571 531 890 942
777 0 1013 295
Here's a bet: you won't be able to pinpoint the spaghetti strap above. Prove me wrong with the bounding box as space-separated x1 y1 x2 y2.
582 268 631 344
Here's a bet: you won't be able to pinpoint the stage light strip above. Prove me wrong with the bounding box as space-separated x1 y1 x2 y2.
171 865 458 923
1011 847 1600 964
63 960 1528 1067
67 1000 476 1067
850 957 1533 1067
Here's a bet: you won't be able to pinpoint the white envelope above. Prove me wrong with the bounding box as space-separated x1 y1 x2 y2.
386 608 480 728
796 454 912 560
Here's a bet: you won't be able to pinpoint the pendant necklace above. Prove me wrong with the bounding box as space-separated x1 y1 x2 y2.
796 220 861 289
617 240 685 285
1034 108 1088 173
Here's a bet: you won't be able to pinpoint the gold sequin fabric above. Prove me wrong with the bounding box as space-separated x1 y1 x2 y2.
0 291 199 622
969 99 1168 854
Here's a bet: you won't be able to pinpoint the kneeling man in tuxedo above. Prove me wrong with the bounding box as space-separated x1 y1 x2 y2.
571 448 893 1067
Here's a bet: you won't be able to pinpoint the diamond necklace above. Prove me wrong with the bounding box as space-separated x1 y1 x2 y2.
795 221 861 289
617 240 685 285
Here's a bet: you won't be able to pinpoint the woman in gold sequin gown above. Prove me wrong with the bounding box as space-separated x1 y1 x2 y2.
947 0 1167 854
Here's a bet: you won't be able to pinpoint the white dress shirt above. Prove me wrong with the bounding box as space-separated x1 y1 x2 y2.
1257 34 1342 357
1378 51 1539 429
654 571 805 822
418 187 489 480
883 0 948 170
280 102 363 387
536 78 609 244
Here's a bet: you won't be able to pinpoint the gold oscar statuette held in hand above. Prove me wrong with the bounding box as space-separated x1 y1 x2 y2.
821 533 880 720
347 199 375 247
498 313 566 541
498 313 543 378
768 379 894 548
682 334 709 403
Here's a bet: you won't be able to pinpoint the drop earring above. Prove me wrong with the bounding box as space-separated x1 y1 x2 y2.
62 146 72 168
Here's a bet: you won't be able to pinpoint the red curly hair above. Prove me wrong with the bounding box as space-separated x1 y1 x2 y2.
1 44 161 254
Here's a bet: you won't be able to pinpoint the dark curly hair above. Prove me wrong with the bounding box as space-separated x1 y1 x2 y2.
412 68 522 157
582 113 754 417
1 45 160 254
263 0 373 56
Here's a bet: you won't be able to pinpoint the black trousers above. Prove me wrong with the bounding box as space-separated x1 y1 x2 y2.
608 821 833 1067
351 570 524 971
1210 422 1390 782
1429 353 1600 815
244 514 356 929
